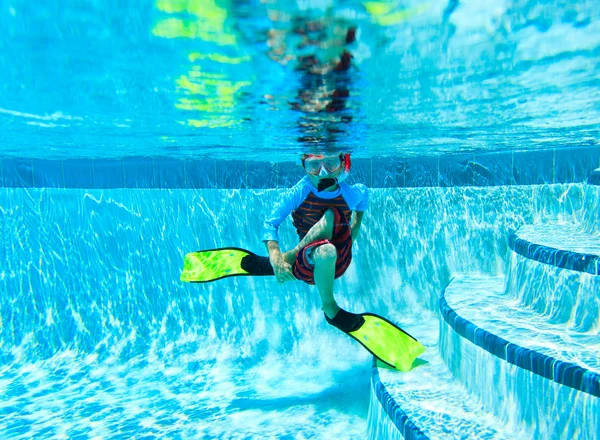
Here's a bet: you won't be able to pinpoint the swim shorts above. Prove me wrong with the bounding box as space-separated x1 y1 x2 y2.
292 207 352 285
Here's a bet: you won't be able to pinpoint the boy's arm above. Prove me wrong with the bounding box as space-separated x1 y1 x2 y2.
262 178 307 244
265 240 282 263
347 182 368 242
351 210 365 241
265 240 295 283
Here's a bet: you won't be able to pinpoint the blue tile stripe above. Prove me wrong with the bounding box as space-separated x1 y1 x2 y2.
371 359 429 440
508 231 600 276
440 287 600 398
588 168 600 186
0 146 598 189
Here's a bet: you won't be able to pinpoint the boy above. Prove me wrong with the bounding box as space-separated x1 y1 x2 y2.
181 154 424 370
262 153 368 332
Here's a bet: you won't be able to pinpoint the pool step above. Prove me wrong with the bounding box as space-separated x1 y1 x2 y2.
441 275 600 439
509 224 600 276
583 169 600 235
507 225 600 333
368 319 528 440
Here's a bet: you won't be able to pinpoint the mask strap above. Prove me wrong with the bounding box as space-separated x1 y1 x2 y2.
342 154 351 173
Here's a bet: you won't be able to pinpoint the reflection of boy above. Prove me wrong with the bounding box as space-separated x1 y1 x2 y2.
262 154 368 327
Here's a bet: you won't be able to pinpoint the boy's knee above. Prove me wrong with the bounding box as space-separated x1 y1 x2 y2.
324 207 346 226
313 243 337 261
323 208 335 222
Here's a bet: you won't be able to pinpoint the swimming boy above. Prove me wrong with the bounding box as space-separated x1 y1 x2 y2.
180 154 424 369
262 153 369 332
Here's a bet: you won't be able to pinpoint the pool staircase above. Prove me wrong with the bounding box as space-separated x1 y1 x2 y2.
368 169 600 439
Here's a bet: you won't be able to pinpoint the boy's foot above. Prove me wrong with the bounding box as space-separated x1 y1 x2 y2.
324 308 365 333
322 303 340 320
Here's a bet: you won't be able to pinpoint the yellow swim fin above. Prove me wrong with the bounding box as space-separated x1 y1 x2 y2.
326 309 425 372
180 247 273 283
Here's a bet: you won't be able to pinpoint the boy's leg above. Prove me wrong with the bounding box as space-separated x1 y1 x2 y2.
281 208 335 265
281 207 352 319
311 243 339 319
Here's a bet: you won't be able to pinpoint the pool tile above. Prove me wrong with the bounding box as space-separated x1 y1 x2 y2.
184 160 218 189
344 158 371 187
405 157 439 187
529 350 557 381
93 159 124 189
452 314 475 343
507 345 532 372
439 154 474 187
471 327 487 350
508 233 528 256
529 245 559 267
582 371 600 396
474 328 506 359
31 159 65 188
122 158 155 188
507 346 555 381
371 158 404 188
472 151 514 186
62 159 94 188
555 146 600 183
555 250 599 275
554 250 578 272
2 158 33 187
513 150 554 185
247 161 277 188
154 158 185 189
276 161 305 188
216 160 247 189
554 362 585 391
6 149 598 190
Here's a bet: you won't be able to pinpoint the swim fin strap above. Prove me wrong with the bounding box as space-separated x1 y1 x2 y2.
180 247 274 283
327 310 425 372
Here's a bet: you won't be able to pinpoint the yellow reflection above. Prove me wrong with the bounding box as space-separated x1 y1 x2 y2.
176 98 235 112
153 0 254 129
152 18 237 45
363 2 393 15
188 68 226 80
186 117 236 128
177 75 251 95
156 0 227 22
188 52 250 64
363 1 428 26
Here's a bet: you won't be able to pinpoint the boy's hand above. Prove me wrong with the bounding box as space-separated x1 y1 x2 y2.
270 257 295 283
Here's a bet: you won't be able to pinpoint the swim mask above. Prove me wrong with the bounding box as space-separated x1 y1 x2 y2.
302 154 345 176
301 154 351 191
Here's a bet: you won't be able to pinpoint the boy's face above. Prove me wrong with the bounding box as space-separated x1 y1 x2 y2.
302 154 345 191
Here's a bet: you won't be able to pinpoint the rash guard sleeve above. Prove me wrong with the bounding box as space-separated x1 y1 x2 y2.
262 178 308 242
354 183 369 211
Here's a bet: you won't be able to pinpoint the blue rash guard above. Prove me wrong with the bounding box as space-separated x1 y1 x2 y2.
262 176 369 243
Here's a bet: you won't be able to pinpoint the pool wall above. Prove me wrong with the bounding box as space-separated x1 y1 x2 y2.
1 145 599 189
0 183 586 362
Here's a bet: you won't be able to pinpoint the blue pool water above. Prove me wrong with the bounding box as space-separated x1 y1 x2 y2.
1 0 599 159
1 0 600 439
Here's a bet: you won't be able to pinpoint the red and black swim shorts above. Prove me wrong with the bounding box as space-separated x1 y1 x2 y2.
292 207 352 285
